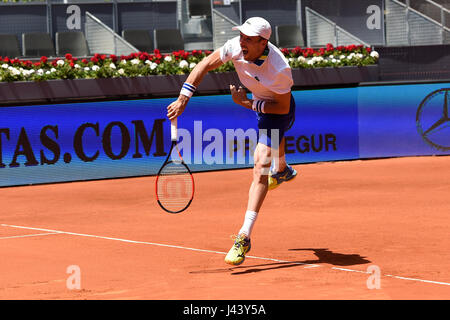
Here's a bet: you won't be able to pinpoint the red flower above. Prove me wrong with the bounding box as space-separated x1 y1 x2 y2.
110 54 117 62
82 59 88 64
154 49 160 56
366 47 372 53
65 53 73 60
292 46 303 55
70 62 75 68
40 56 47 63
91 57 99 63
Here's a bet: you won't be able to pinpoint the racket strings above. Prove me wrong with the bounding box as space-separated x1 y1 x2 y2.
156 162 193 212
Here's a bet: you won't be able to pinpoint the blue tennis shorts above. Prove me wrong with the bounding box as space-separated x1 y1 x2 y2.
256 94 296 149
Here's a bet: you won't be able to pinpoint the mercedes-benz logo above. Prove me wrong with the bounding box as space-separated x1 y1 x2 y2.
416 88 450 151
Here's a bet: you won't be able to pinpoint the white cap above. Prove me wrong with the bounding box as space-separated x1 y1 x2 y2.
232 17 271 40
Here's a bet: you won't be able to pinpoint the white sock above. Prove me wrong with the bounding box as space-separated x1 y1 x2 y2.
238 210 258 238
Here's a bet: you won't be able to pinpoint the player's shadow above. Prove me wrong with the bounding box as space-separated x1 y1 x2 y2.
189 248 371 275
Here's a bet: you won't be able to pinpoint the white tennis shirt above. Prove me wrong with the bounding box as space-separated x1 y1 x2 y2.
220 36 293 101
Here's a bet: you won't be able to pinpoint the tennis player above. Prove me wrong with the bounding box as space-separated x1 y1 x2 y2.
167 17 297 265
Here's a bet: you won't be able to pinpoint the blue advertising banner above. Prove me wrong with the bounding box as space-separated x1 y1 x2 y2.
358 83 450 158
0 82 448 187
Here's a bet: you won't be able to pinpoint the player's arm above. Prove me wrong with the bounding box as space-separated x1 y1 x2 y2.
230 87 291 115
254 91 291 115
167 50 224 120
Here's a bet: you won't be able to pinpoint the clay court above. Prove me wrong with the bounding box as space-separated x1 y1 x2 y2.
1 155 449 300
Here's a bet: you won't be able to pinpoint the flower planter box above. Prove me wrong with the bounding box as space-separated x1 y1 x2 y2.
291 65 379 87
0 65 378 106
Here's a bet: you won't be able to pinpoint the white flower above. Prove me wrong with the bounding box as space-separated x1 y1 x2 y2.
1 64 8 69
297 56 306 63
145 60 152 65
118 68 125 75
348 53 355 59
288 57 295 63
340 55 346 60
50 68 56 73
356 53 363 59
56 59 65 66
331 58 337 63
179 60 188 68
120 59 127 65
164 56 172 62
22 69 34 77
45 71 51 75
370 51 379 59
37 69 44 75
131 58 140 65
329 55 334 59
311 56 323 64
307 59 314 65
74 64 80 69
109 63 116 69
84 67 90 71
189 62 196 69
9 67 20 76
150 63 158 70
92 65 100 71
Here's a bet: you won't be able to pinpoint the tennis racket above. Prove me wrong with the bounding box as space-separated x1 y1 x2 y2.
155 118 194 214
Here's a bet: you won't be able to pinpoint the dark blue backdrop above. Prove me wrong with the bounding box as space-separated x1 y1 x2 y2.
0 82 448 187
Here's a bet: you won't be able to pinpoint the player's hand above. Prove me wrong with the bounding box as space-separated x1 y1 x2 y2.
167 95 189 120
230 85 250 107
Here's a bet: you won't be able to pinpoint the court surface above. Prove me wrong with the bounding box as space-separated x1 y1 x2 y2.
1 155 449 300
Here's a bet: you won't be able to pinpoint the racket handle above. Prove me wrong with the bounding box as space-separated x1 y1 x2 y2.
171 118 178 142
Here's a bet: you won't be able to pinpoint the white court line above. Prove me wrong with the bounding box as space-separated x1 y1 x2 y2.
0 224 319 269
0 232 60 240
332 267 370 274
2 223 450 287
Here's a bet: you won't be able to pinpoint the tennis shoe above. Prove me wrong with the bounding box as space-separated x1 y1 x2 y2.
268 164 297 190
224 234 251 266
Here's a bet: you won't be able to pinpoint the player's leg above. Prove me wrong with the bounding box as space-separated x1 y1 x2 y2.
268 95 297 190
225 142 272 265
271 137 287 173
246 141 272 213
268 135 297 190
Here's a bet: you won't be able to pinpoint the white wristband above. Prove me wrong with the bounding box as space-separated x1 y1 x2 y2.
180 82 196 98
252 100 266 113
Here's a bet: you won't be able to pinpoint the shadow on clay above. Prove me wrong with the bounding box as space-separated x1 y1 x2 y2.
189 248 371 275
